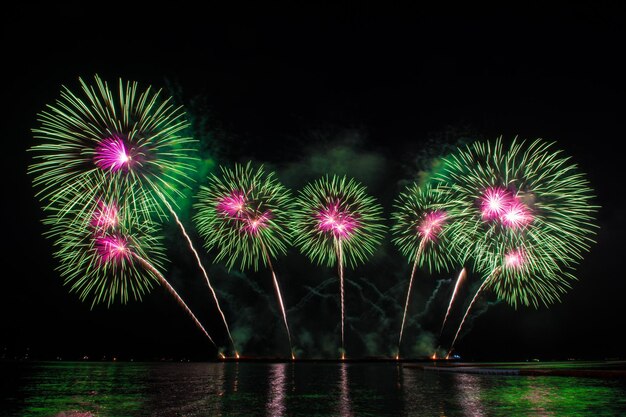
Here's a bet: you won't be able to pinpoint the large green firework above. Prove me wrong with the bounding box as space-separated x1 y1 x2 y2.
290 175 385 268
194 162 293 271
29 75 198 220
47 183 166 307
391 182 468 273
433 137 598 307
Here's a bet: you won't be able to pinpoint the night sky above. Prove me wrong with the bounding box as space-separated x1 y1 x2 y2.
2 3 624 361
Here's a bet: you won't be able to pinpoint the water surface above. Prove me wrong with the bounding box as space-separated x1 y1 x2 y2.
2 361 625 416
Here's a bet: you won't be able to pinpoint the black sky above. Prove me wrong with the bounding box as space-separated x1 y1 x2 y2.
2 3 625 361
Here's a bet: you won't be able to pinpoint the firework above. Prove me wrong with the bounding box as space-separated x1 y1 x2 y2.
391 182 467 354
46 186 215 346
194 163 294 355
433 138 597 353
29 75 237 354
434 138 597 308
291 175 385 357
29 75 197 219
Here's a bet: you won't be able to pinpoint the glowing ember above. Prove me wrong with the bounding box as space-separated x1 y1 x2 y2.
95 236 130 263
418 210 447 241
235 352 240 359
219 352 226 359
480 187 513 220
505 248 527 269
94 136 132 172
90 200 119 231
431 352 437 360
217 191 247 219
242 211 272 235
501 198 533 228
316 203 358 239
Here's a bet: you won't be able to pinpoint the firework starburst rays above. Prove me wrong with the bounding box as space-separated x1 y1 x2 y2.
194 163 293 271
45 182 217 346
291 175 385 358
434 137 598 308
291 175 385 269
391 182 465 354
392 183 464 274
194 162 295 355
29 75 198 220
47 185 167 307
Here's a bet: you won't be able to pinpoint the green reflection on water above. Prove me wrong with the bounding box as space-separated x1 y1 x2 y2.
6 361 626 417
19 362 146 417
477 374 626 417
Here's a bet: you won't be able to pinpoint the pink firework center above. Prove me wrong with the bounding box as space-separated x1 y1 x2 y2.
316 203 359 239
480 186 512 220
479 186 534 228
418 210 447 241
501 199 533 228
217 191 273 235
504 247 527 270
217 191 247 220
241 211 272 235
95 235 131 263
91 200 119 231
94 136 134 172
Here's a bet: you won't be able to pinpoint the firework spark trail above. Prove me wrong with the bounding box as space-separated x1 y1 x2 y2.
260 240 293 358
335 237 346 359
397 240 425 354
447 267 501 356
440 268 467 335
158 192 237 354
132 252 216 347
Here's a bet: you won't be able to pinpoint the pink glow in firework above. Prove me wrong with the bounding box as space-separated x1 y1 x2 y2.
242 211 272 235
501 199 533 229
90 200 119 231
316 203 358 239
418 210 448 241
505 247 526 269
95 236 130 263
217 191 247 219
94 136 132 172
480 187 513 220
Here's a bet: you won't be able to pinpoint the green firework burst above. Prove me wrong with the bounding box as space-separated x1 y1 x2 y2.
47 182 167 307
391 182 468 273
29 75 198 220
433 137 598 307
194 162 293 271
290 175 385 268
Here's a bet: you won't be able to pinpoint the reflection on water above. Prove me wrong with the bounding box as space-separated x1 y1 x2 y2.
337 364 353 417
1 361 625 416
266 364 286 417
454 373 486 417
233 361 239 393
